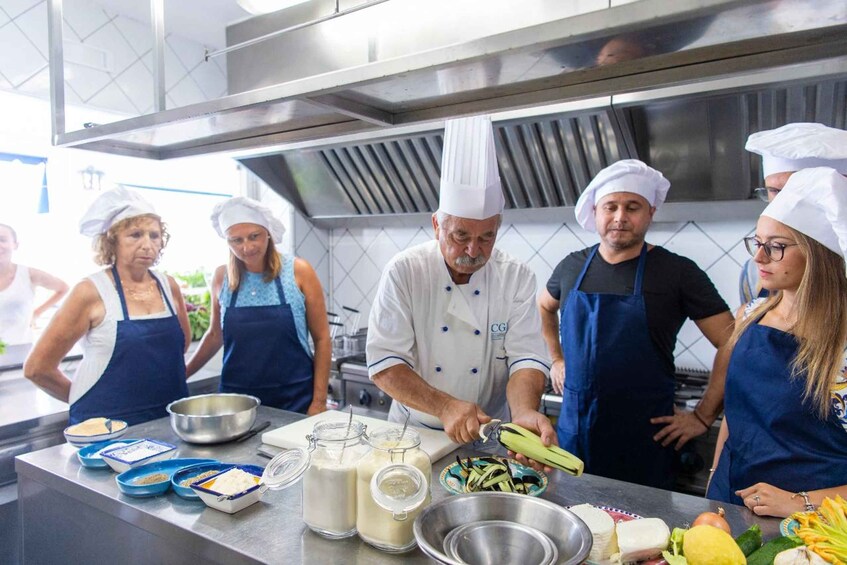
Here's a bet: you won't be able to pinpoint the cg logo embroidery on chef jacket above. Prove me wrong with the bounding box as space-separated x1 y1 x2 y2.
490 322 508 341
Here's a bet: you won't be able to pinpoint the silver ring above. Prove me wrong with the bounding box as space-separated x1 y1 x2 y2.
753 495 761 504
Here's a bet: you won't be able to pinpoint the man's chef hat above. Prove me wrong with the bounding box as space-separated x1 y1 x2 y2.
79 185 158 237
762 167 847 259
746 123 847 178
438 115 505 220
574 159 670 232
211 196 286 244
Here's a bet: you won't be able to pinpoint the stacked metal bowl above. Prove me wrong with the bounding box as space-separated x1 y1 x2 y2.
414 492 592 565
166 393 260 444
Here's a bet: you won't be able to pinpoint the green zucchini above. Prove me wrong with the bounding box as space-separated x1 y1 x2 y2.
746 535 803 565
735 524 763 556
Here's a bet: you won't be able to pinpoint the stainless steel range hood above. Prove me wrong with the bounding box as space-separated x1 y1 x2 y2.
49 0 847 220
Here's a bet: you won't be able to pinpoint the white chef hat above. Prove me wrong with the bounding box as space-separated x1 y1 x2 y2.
745 123 847 178
761 167 847 259
211 196 286 244
574 159 670 232
438 115 505 220
79 185 158 237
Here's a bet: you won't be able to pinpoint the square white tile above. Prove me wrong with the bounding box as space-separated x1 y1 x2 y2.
697 219 759 252
12 1 46 58
112 59 152 114
166 74 205 108
662 223 724 271
189 59 226 100
84 21 138 76
333 230 366 274
495 225 535 264
535 224 586 270
65 62 111 101
86 82 136 115
1 0 39 20
363 233 401 272
704 253 745 311
348 255 382 298
62 0 110 42
112 15 152 58
0 20 44 86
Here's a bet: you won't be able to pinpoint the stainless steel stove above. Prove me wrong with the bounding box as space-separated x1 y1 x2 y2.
336 352 392 414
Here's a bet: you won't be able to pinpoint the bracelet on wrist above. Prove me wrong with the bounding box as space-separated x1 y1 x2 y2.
791 491 816 512
692 408 710 428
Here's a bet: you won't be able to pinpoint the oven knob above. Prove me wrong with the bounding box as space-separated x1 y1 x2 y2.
358 389 371 406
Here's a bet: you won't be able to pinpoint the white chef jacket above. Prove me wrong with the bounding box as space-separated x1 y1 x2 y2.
366 240 551 429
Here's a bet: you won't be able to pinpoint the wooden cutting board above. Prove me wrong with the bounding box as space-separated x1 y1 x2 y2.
261 410 459 462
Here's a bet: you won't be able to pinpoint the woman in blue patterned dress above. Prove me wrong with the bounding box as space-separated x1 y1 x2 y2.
706 168 847 518
186 197 330 415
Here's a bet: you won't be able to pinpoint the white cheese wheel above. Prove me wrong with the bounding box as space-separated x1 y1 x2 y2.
615 517 670 562
569 504 618 561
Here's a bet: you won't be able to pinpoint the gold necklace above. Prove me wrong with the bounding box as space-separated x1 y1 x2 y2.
122 279 158 301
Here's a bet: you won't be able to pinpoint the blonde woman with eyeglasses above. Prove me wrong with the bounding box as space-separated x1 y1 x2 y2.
707 167 847 518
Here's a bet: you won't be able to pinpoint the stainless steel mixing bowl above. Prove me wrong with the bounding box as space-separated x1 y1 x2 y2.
413 492 592 565
166 393 260 444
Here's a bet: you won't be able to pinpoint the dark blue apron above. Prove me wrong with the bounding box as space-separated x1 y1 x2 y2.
220 275 313 413
707 321 847 504
556 244 677 489
70 267 188 426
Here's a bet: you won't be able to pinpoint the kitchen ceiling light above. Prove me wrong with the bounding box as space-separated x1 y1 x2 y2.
236 0 311 15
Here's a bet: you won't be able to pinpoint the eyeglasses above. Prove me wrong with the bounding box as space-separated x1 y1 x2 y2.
743 237 798 261
753 187 781 202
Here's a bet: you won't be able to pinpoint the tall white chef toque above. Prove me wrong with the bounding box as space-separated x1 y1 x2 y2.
211 196 286 244
79 185 158 237
746 123 847 178
438 115 505 220
574 159 670 232
761 167 847 259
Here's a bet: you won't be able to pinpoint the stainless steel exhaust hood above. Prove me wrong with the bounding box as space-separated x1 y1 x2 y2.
49 0 847 219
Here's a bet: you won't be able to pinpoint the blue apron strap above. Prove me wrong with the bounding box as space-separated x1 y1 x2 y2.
574 245 599 290
230 279 240 308
110 265 130 320
151 272 176 316
633 243 648 296
274 276 286 305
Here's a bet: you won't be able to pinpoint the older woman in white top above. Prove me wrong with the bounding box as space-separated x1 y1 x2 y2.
0 222 68 345
24 187 190 425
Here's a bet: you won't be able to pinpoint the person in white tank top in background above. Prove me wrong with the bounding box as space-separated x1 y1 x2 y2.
24 187 192 425
0 222 69 346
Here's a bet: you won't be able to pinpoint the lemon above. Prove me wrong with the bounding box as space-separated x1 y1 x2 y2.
683 525 746 565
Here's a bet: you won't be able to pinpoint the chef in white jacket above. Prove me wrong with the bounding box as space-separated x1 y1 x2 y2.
366 116 554 449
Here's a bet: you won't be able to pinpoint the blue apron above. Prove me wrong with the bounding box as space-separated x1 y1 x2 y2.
70 267 188 426
220 276 314 413
707 321 847 504
556 244 677 489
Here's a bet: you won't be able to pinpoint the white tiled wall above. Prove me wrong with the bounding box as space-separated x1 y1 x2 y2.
0 0 226 116
293 216 757 372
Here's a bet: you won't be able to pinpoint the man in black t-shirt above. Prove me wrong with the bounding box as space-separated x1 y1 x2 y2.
537 160 734 489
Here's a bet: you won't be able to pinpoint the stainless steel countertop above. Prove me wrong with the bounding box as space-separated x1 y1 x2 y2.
16 406 781 564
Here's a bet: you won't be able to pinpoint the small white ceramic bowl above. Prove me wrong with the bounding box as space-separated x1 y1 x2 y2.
191 465 265 514
100 439 177 473
64 418 128 448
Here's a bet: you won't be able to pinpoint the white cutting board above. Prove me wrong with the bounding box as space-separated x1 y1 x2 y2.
262 410 459 462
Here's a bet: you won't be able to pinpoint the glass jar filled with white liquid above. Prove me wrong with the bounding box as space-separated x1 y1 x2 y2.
356 428 431 552
265 420 370 539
